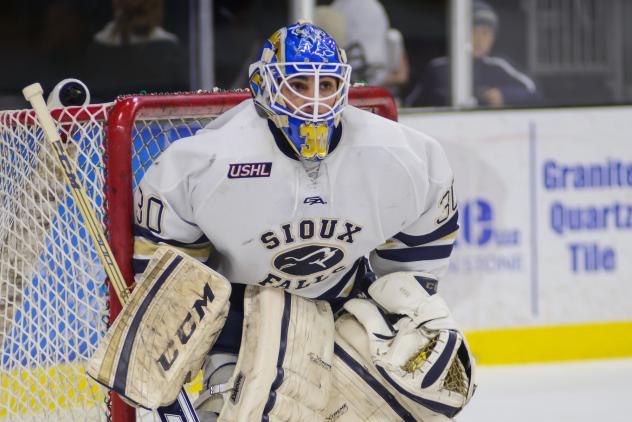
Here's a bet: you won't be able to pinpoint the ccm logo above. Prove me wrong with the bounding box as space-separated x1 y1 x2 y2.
228 162 272 178
158 282 215 371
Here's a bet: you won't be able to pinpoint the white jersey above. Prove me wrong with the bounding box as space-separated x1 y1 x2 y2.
133 101 458 299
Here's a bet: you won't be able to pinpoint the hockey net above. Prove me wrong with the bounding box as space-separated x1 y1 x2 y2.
0 87 397 422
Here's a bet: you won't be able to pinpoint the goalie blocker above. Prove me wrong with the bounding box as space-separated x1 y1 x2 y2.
87 246 231 409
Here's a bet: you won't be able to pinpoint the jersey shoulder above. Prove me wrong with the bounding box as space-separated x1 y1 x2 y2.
342 105 452 182
180 100 268 155
342 105 443 154
140 100 269 189
153 100 269 165
341 105 404 144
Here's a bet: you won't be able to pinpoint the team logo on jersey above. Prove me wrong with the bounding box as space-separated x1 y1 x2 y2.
258 218 362 291
228 162 272 178
260 219 362 249
273 244 344 276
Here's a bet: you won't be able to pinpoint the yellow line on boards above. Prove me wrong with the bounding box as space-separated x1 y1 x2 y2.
465 321 632 365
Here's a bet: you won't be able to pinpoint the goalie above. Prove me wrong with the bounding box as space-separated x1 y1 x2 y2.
95 22 476 421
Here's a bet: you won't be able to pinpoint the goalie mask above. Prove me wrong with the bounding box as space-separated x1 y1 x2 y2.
249 22 352 161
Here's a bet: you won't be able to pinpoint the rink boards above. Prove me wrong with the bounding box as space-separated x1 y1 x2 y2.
401 105 632 363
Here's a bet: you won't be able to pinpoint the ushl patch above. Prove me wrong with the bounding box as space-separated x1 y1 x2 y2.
228 162 272 178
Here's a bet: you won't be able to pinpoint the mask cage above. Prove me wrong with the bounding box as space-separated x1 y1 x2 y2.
262 62 352 122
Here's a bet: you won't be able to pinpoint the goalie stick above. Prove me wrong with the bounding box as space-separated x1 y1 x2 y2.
23 83 200 422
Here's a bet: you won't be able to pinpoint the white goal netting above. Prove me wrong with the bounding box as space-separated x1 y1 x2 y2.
0 103 218 422
0 88 396 422
0 106 111 421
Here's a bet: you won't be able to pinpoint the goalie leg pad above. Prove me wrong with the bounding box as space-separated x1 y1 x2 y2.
219 286 334 422
87 246 231 409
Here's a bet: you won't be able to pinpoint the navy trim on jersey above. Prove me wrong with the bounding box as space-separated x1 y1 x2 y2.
327 121 343 153
114 255 183 394
262 292 292 421
134 225 210 247
393 212 459 247
316 258 362 300
334 343 415 421
375 244 454 262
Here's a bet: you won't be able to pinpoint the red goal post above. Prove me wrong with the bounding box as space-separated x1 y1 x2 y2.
0 86 396 422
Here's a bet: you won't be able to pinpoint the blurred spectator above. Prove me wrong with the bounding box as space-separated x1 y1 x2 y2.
84 0 187 102
0 0 91 109
407 0 541 107
314 6 345 46
317 0 409 98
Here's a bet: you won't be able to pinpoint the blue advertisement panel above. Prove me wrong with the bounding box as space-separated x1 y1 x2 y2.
400 107 632 330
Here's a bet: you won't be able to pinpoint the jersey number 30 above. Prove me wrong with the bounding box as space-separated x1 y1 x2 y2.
436 181 457 225
136 187 165 233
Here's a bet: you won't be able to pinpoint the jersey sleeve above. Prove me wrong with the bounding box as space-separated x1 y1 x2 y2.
132 142 213 281
369 132 458 280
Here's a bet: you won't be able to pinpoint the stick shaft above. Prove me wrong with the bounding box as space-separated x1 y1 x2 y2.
23 83 129 304
23 83 198 422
